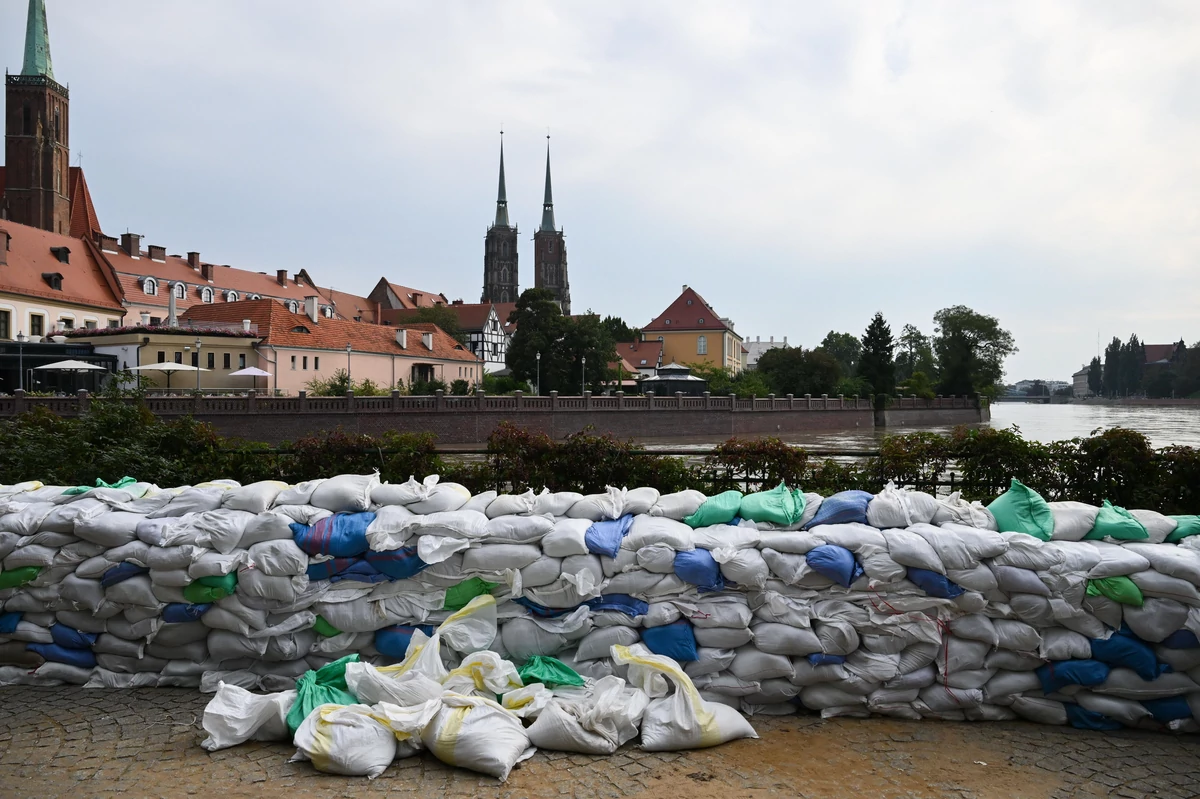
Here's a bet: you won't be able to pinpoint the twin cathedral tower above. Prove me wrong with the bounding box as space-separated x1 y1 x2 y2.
481 137 570 314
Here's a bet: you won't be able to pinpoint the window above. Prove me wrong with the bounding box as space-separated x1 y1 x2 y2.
191 352 199 367
226 291 239 302
58 318 74 331
201 287 214 303
223 353 231 370
174 283 186 299
248 294 260 300
238 354 246 369
322 306 334 318
30 314 44 337
54 108 60 142
287 300 298 313
697 335 708 355
0 310 9 340
313 356 319 370
22 104 31 135
158 351 166 363
174 352 183 364
108 320 120 328
144 277 158 296
85 320 97 329
207 352 214 369
302 356 308 370
150 317 162 326
291 356 296 370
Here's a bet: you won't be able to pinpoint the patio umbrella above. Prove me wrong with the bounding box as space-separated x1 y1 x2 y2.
33 360 107 372
228 366 272 392
128 362 210 391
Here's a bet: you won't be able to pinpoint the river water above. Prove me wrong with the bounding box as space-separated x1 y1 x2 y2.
640 403 1200 452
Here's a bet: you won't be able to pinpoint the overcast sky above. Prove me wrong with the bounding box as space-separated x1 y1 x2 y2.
6 1 1198 380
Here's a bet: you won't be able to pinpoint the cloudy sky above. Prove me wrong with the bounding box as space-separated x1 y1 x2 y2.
5 1 1198 380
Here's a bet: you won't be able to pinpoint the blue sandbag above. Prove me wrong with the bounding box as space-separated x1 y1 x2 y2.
804 490 874 529
513 598 580 617
50 624 98 650
906 567 964 599
27 642 97 669
807 653 846 666
162 603 211 623
1160 629 1200 649
0 612 20 635
100 562 149 588
673 549 725 592
1065 703 1123 731
291 512 375 557
364 547 428 580
306 557 360 581
805 545 863 589
641 620 697 662
329 559 389 584
1036 660 1110 694
586 594 650 618
1089 628 1167 682
1141 696 1193 723
585 515 634 558
374 624 436 659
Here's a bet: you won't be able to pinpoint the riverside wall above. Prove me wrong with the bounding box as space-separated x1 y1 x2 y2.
0 390 988 446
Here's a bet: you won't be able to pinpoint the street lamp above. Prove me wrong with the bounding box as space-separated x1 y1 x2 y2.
195 338 202 393
581 355 586 396
16 332 25 392
346 343 352 388
536 351 541 396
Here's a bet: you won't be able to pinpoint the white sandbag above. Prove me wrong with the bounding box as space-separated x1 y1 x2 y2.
421 694 532 781
248 540 309 577
1010 695 1067 725
683 647 737 678
992 533 1062 572
757 530 822 554
566 487 626 521
482 515 554 544
575 626 640 661
1129 510 1177 545
693 523 760 551
408 482 472 515
1095 669 1199 700
624 487 660 516
750 623 822 657
462 544 541 573
367 477 427 507
1124 598 1189 642
292 702 432 778
994 619 1042 652
485 490 537 518
222 481 288 514
1130 570 1200 605
867 483 939 528
526 677 647 756
983 670 1042 703
1087 542 1150 578
189 550 251 578
1047 502 1100 542
931 492 996 529
0 502 56 535
519 557 562 588
713 547 769 589
148 486 227 518
623 516 694 551
1039 628 1092 660
1075 691 1154 726
4 544 56 569
310 474 380 513
636 544 677 574
344 662 443 706
881 528 944 573
74 512 144 548
1123 543 1200 588
729 646 794 681
693 626 754 649
541 519 591 557
531 490 585 517
649 490 707 520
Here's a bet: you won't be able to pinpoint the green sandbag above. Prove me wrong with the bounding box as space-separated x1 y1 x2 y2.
1167 516 1200 543
285 654 360 735
0 566 40 590
63 476 137 496
684 490 743 529
1086 576 1144 607
182 572 238 604
443 577 497 611
1084 500 1148 541
518 655 585 688
986 479 1053 540
312 615 341 637
739 483 805 525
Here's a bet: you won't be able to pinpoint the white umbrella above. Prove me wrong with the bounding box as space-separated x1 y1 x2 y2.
229 365 272 393
34 360 107 371
128 362 210 390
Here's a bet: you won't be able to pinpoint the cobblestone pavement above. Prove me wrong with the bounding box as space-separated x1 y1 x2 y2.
1 687 1198 799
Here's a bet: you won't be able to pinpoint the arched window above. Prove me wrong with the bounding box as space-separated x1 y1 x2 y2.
501 266 509 282
500 290 509 303
226 291 239 302
248 294 260 300
286 300 299 313
697 335 708 355
174 282 186 299
322 306 334 318
143 277 158 296
200 287 214 303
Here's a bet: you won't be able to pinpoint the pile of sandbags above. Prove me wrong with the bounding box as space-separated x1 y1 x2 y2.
1 471 1200 758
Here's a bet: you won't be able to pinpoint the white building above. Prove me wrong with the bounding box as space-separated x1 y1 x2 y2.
745 335 789 369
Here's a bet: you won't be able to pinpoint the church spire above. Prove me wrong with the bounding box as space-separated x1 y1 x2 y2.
21 0 55 80
494 133 509 227
539 137 556 233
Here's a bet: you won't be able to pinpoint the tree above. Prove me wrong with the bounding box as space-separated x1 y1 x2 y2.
686 362 773 399
898 370 936 399
1102 337 1122 398
895 324 937 382
1024 380 1047 397
931 305 1017 397
600 315 637 343
1087 357 1102 396
505 292 616 394
817 331 861 377
408 305 467 345
756 347 842 397
858 312 895 396
304 369 386 396
1119 334 1144 397
563 312 618 393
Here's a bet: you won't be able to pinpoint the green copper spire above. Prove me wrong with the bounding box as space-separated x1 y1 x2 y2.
21 0 55 79
494 134 510 227
539 137 556 233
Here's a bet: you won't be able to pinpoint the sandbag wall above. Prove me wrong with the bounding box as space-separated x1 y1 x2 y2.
2 473 1200 734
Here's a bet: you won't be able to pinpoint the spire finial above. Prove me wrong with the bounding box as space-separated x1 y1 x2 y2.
22 0 55 79
540 135 556 232
494 130 509 227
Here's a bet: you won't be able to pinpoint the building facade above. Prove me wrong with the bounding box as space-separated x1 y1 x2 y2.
383 300 515 374
640 285 744 373
533 142 570 314
481 139 519 305
745 335 789 370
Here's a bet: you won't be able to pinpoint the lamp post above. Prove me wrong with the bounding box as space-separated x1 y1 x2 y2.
581 355 586 396
16 332 25 392
346 343 352 389
536 351 541 396
195 338 202 393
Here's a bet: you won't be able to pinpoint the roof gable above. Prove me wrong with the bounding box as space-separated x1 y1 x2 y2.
643 286 731 333
0 219 123 312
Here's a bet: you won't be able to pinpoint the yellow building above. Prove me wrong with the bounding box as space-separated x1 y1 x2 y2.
639 285 744 374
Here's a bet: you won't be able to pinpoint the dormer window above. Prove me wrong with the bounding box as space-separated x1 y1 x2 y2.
322 306 334 318
248 294 260 300
225 290 239 302
173 282 186 299
286 300 299 313
291 325 310 334
143 277 158 296
200 286 214 303
50 246 70 264
42 272 64 291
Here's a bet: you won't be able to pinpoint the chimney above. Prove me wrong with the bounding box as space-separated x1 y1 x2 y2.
167 287 178 327
783 336 788 345
121 233 142 258
140 312 151 325
148 245 166 262
0 229 8 266
304 295 319 323
412 292 422 307
96 233 118 253
451 299 463 306
242 319 252 333
201 262 214 282
682 284 688 293
276 269 288 286
421 332 433 350
187 251 201 270
395 329 407 348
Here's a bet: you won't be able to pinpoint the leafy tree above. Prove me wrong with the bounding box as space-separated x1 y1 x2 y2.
564 312 618 393
1173 345 1200 398
931 305 1017 397
1024 380 1047 397
730 370 773 399
410 378 448 395
1120 334 1144 397
505 292 616 394
895 324 937 382
835 376 872 398
898 370 936 399
408 305 467 345
481 373 531 395
600 315 637 343
684 362 772 399
450 379 470 396
817 331 861 377
1102 337 1123 398
756 347 842 396
1087 357 1102 396
858 312 895 396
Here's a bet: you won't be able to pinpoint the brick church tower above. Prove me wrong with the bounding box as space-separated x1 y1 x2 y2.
533 139 570 314
481 136 519 304
4 0 71 234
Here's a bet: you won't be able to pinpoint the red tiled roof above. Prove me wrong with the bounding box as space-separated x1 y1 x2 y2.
1144 344 1180 364
382 302 517 334
182 300 480 362
616 339 663 369
0 219 124 312
67 168 102 240
642 286 731 333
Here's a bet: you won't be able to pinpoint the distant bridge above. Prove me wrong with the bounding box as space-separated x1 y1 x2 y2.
993 395 1055 404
